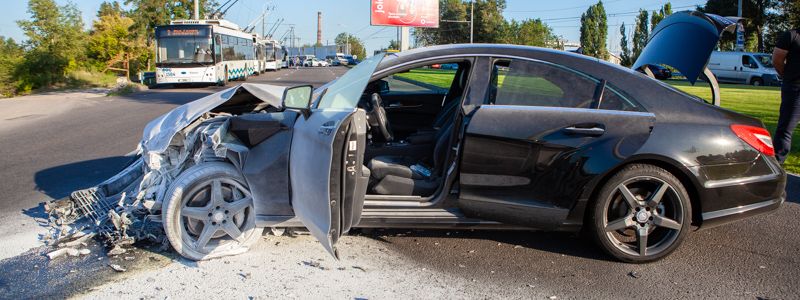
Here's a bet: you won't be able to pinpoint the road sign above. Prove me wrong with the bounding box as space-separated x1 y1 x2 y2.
370 0 439 28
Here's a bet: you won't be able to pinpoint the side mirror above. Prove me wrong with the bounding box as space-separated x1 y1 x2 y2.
377 80 390 94
283 85 313 118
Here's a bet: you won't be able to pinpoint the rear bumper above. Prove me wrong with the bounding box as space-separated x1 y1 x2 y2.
694 155 787 228
699 193 784 229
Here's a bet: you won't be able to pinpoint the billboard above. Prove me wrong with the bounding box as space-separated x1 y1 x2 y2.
371 0 439 28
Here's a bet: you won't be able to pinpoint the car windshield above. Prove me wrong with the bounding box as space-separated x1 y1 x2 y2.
754 54 774 68
316 54 383 109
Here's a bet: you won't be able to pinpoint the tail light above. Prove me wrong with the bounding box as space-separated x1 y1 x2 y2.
730 124 775 156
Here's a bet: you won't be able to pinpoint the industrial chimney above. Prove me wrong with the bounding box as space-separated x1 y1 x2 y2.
317 12 322 46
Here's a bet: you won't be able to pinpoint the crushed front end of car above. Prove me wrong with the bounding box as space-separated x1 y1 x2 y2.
43 83 287 251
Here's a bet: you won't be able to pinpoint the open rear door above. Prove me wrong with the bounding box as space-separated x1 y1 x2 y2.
289 54 382 258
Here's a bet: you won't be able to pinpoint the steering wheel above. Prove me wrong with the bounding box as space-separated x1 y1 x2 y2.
368 93 394 141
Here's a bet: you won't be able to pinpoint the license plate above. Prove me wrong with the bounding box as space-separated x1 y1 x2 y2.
177 78 189 82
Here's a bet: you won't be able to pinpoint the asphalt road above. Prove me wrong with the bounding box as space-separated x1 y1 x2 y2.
0 66 798 299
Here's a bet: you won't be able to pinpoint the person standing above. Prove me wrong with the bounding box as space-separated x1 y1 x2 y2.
773 28 800 163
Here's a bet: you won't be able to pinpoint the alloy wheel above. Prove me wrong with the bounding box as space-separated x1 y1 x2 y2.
179 178 255 253
602 176 685 257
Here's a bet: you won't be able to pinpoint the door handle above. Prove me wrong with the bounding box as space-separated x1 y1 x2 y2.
319 121 337 135
387 104 423 109
564 125 605 136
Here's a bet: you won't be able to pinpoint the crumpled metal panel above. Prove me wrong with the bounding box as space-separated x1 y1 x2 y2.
141 83 287 154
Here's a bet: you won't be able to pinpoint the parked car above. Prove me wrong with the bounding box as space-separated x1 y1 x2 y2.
639 64 673 80
304 57 329 67
343 56 360 65
58 11 785 264
708 51 781 86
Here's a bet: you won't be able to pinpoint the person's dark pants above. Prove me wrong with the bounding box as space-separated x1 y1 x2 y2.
774 84 800 163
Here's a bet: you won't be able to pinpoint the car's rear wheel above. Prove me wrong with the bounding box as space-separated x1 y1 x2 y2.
751 77 763 86
163 162 262 260
590 164 691 263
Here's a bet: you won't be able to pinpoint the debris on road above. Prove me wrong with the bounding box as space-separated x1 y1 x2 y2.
46 247 91 259
303 260 322 269
108 245 128 256
108 264 127 272
352 266 366 272
628 271 641 279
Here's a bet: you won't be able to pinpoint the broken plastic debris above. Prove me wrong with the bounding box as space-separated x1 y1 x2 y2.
108 245 127 256
47 247 91 259
109 264 127 272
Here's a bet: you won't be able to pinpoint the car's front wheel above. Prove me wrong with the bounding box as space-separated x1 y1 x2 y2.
163 162 262 260
590 164 691 263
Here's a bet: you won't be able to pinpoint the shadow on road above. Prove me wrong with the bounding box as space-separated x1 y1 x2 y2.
33 156 136 200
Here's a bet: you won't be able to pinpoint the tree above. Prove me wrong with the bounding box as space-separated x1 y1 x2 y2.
387 40 399 50
0 37 24 97
650 2 672 30
579 1 608 60
499 19 560 48
16 0 87 88
472 0 507 43
765 0 798 51
335 33 366 59
98 1 124 17
415 0 468 45
632 9 649 63
619 23 633 67
88 6 147 76
700 0 777 52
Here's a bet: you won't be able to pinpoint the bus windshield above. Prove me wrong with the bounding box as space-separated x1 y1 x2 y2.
265 43 276 61
155 26 214 65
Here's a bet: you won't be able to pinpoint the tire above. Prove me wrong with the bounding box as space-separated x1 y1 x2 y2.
751 78 763 86
589 164 691 263
221 67 229 86
162 162 263 260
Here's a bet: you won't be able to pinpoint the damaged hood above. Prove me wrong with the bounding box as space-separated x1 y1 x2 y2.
141 83 287 153
632 11 739 84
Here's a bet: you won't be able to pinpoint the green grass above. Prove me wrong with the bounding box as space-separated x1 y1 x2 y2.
392 69 799 173
394 69 456 89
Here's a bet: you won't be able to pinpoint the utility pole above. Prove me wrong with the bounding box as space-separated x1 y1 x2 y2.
737 0 743 18
193 0 200 19
470 0 474 43
735 0 744 51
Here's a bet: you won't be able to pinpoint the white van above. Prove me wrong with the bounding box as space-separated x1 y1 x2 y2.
707 51 781 86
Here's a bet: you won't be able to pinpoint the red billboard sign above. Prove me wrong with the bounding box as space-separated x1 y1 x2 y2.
371 0 439 28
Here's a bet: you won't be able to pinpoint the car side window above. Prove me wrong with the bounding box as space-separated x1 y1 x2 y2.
742 55 757 68
383 63 458 94
598 85 643 112
488 59 598 108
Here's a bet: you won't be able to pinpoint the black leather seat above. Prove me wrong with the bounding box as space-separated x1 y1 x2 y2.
368 123 453 196
405 67 466 144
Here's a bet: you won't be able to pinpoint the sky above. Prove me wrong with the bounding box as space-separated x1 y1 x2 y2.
0 0 708 56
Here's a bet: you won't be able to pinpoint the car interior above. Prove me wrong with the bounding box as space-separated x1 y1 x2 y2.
358 60 471 198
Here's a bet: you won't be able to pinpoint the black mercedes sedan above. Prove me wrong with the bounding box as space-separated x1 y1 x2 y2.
56 12 786 263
